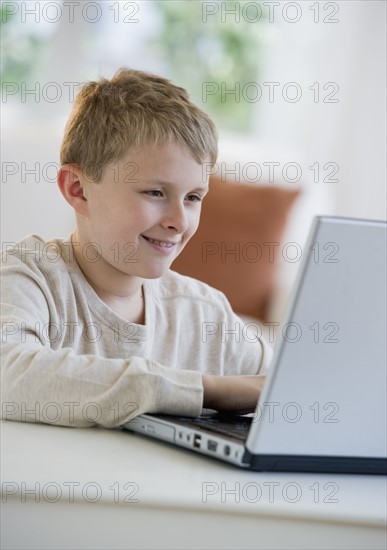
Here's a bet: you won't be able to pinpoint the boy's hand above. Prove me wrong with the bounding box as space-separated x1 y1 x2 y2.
202 374 265 415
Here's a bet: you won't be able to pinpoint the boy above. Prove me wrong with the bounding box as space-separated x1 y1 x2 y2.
1 68 272 428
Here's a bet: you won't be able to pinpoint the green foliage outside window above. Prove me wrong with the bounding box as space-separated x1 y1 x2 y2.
151 1 266 133
1 0 266 133
0 3 48 85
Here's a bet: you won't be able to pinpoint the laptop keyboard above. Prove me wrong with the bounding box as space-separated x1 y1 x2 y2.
157 414 252 442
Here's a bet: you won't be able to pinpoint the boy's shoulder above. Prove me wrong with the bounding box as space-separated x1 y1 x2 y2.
2 234 48 255
1 234 73 269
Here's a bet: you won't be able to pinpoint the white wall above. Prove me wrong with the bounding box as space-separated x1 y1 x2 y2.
255 0 386 220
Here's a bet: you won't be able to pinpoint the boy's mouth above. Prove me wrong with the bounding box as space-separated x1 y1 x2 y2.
141 235 179 249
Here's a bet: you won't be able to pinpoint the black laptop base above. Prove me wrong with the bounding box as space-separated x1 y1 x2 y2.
242 450 387 474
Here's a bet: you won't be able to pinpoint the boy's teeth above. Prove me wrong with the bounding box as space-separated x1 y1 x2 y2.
147 237 174 247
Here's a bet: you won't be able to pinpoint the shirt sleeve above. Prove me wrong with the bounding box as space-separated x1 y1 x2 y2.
212 290 274 377
1 256 203 428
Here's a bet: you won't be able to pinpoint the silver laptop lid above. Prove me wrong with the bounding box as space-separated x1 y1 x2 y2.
247 217 387 459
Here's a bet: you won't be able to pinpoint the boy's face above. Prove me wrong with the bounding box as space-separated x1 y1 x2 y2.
77 142 209 280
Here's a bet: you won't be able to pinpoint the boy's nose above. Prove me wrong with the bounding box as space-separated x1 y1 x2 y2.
161 202 189 234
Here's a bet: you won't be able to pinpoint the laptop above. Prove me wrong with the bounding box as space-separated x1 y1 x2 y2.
123 216 387 474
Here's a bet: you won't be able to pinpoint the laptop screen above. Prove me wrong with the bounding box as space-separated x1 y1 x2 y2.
247 217 387 459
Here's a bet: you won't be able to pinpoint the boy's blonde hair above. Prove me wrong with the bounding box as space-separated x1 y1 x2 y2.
60 68 218 182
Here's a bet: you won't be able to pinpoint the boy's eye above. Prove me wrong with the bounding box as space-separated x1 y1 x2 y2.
186 194 202 202
145 190 202 202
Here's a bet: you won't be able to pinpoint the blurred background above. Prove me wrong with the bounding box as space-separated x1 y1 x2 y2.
1 0 386 308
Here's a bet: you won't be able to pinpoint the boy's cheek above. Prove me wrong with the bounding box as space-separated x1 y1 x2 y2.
189 210 202 232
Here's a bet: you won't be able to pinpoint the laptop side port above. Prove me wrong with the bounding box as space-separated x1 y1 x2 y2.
193 433 202 448
224 445 231 456
207 440 218 452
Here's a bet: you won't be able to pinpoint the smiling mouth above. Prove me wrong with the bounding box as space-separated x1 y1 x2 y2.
141 236 179 248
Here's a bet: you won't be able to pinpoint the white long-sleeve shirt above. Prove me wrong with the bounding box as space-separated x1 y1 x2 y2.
1 235 273 428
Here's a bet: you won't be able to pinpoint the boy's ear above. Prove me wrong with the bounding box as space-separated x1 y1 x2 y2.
57 164 89 215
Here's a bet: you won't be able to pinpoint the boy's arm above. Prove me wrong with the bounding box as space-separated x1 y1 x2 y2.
2 324 264 425
198 290 273 414
1 336 204 427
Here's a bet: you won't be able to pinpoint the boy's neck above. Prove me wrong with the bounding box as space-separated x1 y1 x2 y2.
71 231 145 324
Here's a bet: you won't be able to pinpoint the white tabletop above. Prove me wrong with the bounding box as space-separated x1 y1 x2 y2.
1 421 386 549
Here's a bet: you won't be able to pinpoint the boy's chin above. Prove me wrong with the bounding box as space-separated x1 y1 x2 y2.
116 258 175 279
136 263 173 280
